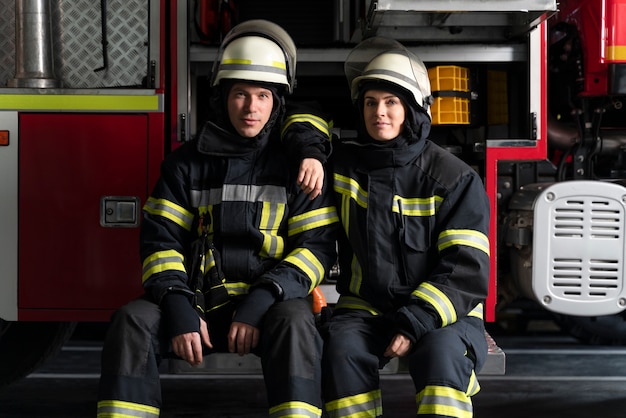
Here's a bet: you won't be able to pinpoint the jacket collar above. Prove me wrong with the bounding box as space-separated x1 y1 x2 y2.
196 121 271 157
343 136 426 171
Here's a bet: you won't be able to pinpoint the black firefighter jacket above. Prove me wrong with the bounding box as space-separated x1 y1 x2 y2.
140 115 339 338
331 136 490 344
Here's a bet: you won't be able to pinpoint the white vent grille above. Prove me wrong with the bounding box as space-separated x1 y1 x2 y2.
533 181 626 315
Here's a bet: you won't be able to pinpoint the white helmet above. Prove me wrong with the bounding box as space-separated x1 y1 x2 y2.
346 37 432 114
210 20 297 94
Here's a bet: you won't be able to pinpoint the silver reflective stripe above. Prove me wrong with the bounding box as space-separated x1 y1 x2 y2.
466 370 481 396
97 400 159 418
413 283 457 326
335 296 381 316
141 250 186 283
143 253 185 275
325 389 382 418
438 229 490 255
190 187 222 207
143 197 194 230
260 202 285 258
334 173 368 208
284 248 325 289
190 184 287 206
392 195 443 216
224 282 250 296
223 184 287 203
467 303 484 320
349 254 363 295
269 401 322 418
289 207 338 235
363 67 420 90
219 62 286 76
416 385 473 417
281 113 332 139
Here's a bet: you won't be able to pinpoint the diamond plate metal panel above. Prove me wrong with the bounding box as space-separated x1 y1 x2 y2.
0 0 16 87
1 0 149 89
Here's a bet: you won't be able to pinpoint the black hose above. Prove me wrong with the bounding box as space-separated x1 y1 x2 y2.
94 0 108 72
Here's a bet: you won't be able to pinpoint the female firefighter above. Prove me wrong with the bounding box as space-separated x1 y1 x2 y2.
322 37 490 417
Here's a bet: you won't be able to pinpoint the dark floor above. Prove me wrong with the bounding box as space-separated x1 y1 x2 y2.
1 319 626 417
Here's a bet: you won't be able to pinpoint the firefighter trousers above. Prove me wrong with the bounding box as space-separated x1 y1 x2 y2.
321 311 487 418
97 296 323 417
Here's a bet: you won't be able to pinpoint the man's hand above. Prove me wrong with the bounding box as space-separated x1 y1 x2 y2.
297 158 324 200
383 333 412 358
228 321 260 356
171 317 212 366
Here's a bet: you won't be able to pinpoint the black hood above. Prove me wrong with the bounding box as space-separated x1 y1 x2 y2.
197 80 285 156
355 80 431 145
207 79 285 139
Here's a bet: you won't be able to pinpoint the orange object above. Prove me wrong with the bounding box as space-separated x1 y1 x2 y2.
311 286 328 314
0 130 9 146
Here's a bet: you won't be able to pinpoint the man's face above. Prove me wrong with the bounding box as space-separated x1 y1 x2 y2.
227 82 274 138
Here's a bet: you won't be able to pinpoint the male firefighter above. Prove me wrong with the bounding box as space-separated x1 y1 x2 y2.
97 20 338 418
322 37 490 417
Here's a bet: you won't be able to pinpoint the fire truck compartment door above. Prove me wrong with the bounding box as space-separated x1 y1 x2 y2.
18 113 146 310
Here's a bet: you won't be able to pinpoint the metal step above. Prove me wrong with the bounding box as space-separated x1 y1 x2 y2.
168 332 505 376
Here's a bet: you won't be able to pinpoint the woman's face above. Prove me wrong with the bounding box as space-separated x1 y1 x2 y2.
362 89 406 141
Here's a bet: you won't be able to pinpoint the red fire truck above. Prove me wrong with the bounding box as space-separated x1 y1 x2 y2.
2 0 625 385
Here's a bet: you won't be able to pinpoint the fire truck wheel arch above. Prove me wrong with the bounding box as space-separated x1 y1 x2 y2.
0 321 76 387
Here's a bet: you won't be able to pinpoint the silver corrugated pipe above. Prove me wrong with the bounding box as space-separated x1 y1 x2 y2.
8 0 60 88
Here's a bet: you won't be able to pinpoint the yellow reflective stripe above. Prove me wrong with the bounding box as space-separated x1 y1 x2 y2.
392 195 443 216
416 385 473 418
224 282 250 297
269 400 322 418
206 299 230 312
340 194 351 236
466 369 481 396
349 254 363 296
260 201 286 258
200 249 217 276
438 229 490 256
281 113 332 139
467 303 484 320
333 173 368 208
288 206 339 236
0 93 161 111
335 296 381 316
97 400 160 417
284 248 325 290
220 58 287 70
143 197 194 231
221 59 286 70
194 289 205 313
412 282 457 326
141 250 186 283
325 389 382 418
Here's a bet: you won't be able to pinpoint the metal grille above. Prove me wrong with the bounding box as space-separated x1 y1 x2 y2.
0 0 149 88
533 181 626 315
549 197 622 299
